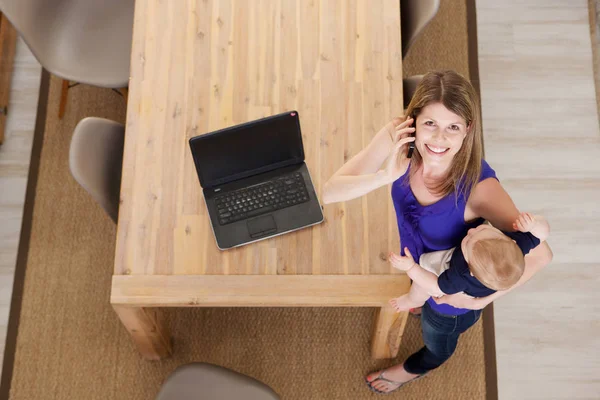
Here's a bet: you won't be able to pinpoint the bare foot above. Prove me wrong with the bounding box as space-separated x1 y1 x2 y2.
389 294 423 312
365 364 420 393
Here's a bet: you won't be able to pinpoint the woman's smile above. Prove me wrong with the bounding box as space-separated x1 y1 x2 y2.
424 144 449 155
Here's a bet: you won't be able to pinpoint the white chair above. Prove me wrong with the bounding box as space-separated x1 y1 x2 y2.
0 0 134 117
155 363 281 400
69 117 124 223
401 0 441 57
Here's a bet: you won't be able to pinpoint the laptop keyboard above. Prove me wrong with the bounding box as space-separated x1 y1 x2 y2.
214 172 310 225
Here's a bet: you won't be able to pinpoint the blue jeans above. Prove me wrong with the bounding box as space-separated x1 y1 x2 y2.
403 301 482 375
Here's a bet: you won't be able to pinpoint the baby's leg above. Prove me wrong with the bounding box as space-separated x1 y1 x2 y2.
389 283 430 312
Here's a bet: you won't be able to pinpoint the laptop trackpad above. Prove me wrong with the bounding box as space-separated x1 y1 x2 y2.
247 215 277 238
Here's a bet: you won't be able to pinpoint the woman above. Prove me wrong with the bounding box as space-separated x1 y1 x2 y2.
322 70 553 394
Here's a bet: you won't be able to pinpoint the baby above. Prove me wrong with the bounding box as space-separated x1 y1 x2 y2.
388 212 550 311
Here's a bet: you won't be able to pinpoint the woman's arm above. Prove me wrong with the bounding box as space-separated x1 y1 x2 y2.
467 178 520 231
322 171 390 204
322 117 415 204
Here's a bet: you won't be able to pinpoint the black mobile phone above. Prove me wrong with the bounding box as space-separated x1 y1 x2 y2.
407 115 416 158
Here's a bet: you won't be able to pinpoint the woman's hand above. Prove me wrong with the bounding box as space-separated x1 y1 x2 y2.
382 116 413 141
380 117 416 184
389 247 417 272
432 292 486 310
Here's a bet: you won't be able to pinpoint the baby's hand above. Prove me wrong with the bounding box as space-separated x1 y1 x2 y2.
513 212 535 232
389 247 417 272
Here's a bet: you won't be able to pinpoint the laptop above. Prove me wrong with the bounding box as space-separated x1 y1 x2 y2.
189 111 324 250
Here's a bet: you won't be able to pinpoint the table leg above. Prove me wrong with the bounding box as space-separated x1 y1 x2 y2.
371 305 409 359
112 305 172 360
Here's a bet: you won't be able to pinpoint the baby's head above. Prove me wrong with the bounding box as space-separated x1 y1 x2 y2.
461 224 525 291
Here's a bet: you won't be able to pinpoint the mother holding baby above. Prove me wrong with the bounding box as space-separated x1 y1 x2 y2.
322 70 553 394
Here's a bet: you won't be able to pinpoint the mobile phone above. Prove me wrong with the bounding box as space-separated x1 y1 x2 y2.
407 114 416 158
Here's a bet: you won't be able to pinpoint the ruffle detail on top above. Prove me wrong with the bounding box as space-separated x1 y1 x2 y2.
399 200 425 259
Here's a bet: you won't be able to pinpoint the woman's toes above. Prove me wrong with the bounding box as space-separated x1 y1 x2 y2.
366 372 380 382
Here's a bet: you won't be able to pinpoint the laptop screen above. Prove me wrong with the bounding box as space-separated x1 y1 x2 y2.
189 111 305 188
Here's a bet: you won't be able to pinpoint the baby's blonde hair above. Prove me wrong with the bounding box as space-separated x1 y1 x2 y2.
469 238 525 291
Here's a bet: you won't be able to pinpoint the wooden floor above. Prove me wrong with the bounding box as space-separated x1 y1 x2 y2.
478 0 600 398
0 1 598 398
0 36 41 376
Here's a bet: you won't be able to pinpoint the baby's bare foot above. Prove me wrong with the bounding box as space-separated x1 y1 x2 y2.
389 295 421 312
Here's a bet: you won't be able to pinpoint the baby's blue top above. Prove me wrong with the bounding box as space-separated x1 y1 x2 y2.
391 159 498 315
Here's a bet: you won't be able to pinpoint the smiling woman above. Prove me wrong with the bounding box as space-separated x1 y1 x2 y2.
405 71 483 201
322 69 553 394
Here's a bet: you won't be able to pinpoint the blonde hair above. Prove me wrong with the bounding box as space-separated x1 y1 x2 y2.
469 238 525 291
405 70 483 199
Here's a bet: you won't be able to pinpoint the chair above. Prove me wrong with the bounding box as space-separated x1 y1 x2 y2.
69 117 124 223
0 0 134 117
403 74 424 109
155 363 281 400
401 0 441 57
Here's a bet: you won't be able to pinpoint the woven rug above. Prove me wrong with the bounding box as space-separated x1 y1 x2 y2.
1 1 496 399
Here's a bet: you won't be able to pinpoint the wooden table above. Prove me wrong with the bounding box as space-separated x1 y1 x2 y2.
111 0 410 361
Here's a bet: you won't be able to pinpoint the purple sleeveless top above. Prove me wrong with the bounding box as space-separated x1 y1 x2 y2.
391 160 498 316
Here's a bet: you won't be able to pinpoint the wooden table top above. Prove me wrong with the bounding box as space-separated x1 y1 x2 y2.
114 0 404 281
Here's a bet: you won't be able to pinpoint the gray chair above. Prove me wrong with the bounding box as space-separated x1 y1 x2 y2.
400 1 439 108
403 74 424 109
0 0 134 116
401 0 441 57
69 117 124 223
155 363 281 400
